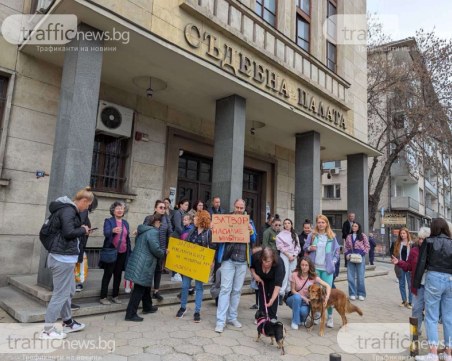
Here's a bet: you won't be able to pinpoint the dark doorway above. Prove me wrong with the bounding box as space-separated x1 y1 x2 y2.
177 153 263 231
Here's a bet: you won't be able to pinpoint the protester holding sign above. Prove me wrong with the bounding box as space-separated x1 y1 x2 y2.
214 199 257 333
176 210 215 323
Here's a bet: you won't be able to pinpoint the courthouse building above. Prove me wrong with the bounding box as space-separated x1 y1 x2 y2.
0 0 376 284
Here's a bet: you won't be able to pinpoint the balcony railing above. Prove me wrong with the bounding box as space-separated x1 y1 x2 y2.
426 207 439 219
425 179 438 196
391 196 420 213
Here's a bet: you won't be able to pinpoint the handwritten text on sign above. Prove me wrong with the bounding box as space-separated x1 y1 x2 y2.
212 214 250 243
165 237 215 283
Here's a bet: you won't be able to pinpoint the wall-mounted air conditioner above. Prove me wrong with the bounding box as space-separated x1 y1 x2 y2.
96 100 134 138
36 0 54 13
330 167 341 175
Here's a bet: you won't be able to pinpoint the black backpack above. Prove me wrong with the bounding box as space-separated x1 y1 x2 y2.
39 211 60 251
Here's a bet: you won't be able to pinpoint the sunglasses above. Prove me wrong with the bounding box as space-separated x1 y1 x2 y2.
157 206 166 210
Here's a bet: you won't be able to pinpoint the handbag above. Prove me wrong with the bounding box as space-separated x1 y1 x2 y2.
99 226 124 264
349 253 363 264
349 236 363 263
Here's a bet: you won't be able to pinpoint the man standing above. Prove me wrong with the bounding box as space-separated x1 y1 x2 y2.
209 196 227 215
342 212 355 268
215 199 257 333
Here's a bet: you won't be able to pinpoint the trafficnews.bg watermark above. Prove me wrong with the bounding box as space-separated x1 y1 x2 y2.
0 323 115 357
1 14 129 52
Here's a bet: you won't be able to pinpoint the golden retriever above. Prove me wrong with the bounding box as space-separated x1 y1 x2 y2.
307 284 363 336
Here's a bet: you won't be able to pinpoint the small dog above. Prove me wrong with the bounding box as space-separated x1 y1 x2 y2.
307 284 363 336
254 310 286 355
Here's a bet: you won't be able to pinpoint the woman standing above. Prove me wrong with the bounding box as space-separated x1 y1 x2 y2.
124 214 165 321
188 200 205 218
250 247 285 321
392 227 430 336
304 214 340 328
276 218 301 305
390 227 413 308
172 198 189 238
344 222 370 301
413 219 452 361
176 210 214 322
99 201 132 305
298 219 312 257
286 256 331 330
144 200 173 301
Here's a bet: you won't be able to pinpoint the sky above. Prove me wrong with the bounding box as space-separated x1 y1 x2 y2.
367 0 452 41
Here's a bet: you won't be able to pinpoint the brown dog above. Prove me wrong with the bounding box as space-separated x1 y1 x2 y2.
307 284 363 336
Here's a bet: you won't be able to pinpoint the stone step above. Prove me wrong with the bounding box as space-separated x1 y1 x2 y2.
1 265 387 322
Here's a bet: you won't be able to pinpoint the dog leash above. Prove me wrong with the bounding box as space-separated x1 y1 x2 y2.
256 282 271 334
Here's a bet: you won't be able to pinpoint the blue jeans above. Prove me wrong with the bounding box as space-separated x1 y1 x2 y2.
347 260 366 297
398 270 413 304
412 286 425 335
180 275 204 313
424 271 452 347
216 260 247 327
286 293 309 325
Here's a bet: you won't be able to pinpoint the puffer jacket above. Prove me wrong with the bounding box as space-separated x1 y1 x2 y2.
144 213 173 250
413 234 452 288
125 224 164 287
48 196 86 255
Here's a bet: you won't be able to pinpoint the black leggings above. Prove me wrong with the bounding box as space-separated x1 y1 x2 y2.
153 258 163 290
257 283 278 320
125 284 153 318
100 252 126 299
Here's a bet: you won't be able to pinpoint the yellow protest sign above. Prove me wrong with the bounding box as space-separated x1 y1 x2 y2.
211 214 250 243
165 237 215 283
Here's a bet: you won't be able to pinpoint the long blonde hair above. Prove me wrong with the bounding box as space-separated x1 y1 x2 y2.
311 214 335 240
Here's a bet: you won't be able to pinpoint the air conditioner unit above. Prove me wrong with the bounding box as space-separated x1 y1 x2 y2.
96 100 134 138
330 167 341 175
36 0 54 13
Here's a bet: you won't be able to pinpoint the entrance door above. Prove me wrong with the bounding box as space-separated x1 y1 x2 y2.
177 153 212 208
243 169 262 232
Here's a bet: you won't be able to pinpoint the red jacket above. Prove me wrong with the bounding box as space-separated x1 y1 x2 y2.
396 245 419 296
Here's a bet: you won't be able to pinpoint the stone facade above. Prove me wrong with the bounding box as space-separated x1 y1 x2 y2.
0 0 369 284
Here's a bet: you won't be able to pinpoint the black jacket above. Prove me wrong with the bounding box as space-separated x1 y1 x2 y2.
413 234 452 288
342 220 352 240
78 210 91 263
48 196 85 256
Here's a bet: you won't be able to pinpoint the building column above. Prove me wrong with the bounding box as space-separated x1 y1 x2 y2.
347 153 369 233
211 95 246 211
295 131 321 228
37 24 103 289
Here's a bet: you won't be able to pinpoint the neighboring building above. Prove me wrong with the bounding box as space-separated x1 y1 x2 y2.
321 38 451 251
0 0 375 285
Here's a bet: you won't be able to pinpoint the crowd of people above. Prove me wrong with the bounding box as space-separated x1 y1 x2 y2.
38 187 452 361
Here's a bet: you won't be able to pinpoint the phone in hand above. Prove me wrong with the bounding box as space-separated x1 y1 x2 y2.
90 227 98 231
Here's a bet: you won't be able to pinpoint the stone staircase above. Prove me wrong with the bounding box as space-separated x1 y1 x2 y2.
0 264 387 322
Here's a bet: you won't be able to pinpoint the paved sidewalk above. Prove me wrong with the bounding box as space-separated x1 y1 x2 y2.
0 263 442 361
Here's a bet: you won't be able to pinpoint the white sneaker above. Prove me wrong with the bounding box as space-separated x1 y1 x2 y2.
125 286 132 293
39 328 67 340
326 316 334 328
415 354 439 361
215 324 224 333
171 273 183 282
358 296 365 301
228 319 242 328
291 322 299 330
313 312 321 325
63 320 85 333
349 295 356 300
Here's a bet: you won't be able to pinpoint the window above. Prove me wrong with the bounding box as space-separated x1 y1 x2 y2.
90 134 129 193
295 0 310 52
322 160 340 170
326 0 337 72
419 188 424 205
255 0 277 27
324 184 340 199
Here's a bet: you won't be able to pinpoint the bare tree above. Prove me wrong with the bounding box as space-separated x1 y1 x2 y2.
367 15 452 230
